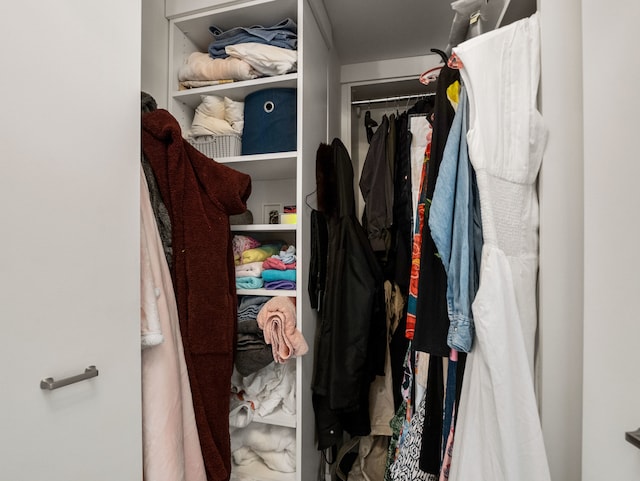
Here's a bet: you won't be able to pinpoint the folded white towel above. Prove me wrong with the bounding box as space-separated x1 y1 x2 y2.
231 424 296 473
235 261 264 278
225 43 298 77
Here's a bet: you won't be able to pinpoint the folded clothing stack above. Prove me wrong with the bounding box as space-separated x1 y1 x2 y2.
262 245 297 290
208 18 298 59
230 361 296 472
178 51 258 85
235 296 274 376
233 236 297 291
230 423 296 473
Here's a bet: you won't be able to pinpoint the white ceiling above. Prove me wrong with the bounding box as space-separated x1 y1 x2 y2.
321 0 537 65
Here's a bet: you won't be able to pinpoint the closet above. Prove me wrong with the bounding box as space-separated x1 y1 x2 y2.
5 0 640 480
147 1 576 480
160 1 547 480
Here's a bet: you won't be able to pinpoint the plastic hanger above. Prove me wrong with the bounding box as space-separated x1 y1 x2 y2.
419 48 449 86
364 110 378 128
447 52 464 70
419 66 442 86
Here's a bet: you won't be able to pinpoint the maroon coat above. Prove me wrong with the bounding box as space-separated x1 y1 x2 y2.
142 109 251 481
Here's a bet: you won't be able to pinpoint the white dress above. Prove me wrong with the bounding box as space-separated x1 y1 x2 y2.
448 13 552 481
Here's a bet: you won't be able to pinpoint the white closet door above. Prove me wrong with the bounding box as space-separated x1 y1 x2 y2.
0 2 142 480
581 1 640 479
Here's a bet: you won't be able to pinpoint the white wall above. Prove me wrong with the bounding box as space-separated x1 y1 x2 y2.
142 0 169 108
581 1 640 478
537 1 584 480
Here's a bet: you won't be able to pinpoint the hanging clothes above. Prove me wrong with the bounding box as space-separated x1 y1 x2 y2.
141 92 173 268
389 111 412 295
413 64 460 357
447 13 551 481
365 110 378 144
360 115 394 259
388 389 434 481
310 138 387 451
420 83 481 475
428 86 482 353
387 101 431 411
142 109 251 481
405 116 432 341
140 167 207 481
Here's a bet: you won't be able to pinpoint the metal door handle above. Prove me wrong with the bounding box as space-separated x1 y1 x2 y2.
40 365 99 390
626 428 640 449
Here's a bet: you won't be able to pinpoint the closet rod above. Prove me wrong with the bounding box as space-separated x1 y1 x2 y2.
351 92 435 106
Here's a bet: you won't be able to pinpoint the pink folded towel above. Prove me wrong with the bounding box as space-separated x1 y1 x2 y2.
256 297 308 363
262 258 297 271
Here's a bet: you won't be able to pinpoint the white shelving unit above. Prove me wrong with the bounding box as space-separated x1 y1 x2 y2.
232 224 297 232
236 288 297 297
254 409 297 428
166 1 330 479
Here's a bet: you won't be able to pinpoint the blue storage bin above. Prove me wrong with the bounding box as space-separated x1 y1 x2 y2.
242 88 297 155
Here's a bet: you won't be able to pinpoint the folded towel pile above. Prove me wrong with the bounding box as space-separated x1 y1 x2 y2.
231 423 296 473
256 296 307 363
234 238 296 291
236 296 273 376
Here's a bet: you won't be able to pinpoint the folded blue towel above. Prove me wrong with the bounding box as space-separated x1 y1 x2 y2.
262 269 296 282
236 277 264 289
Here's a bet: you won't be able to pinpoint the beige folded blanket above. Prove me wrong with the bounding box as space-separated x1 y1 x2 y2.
179 79 234 90
178 52 258 82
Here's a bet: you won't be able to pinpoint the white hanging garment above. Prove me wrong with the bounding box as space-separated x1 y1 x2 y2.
448 12 551 481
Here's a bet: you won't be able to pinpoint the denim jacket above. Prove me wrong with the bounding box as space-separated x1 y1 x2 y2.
428 87 482 352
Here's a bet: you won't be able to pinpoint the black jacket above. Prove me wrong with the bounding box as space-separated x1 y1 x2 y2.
310 139 386 450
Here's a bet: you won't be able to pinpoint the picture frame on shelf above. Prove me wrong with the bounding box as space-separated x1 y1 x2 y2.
262 203 282 224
